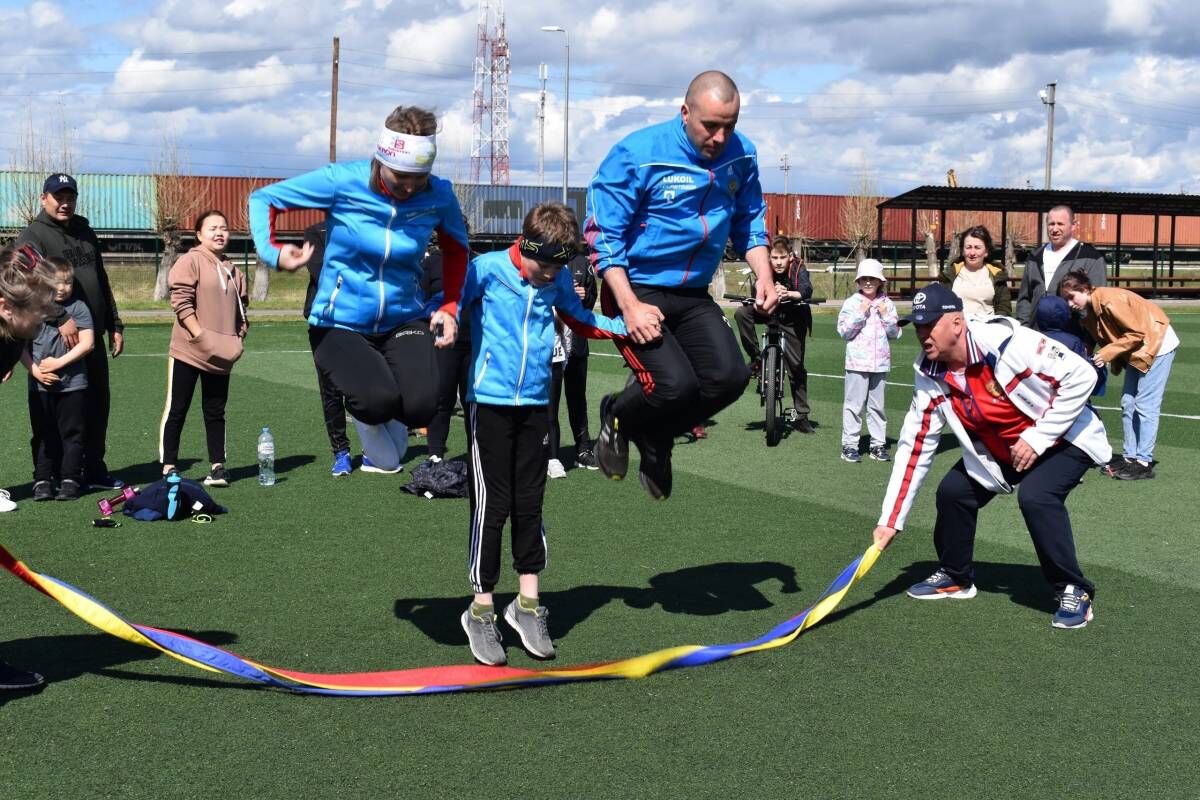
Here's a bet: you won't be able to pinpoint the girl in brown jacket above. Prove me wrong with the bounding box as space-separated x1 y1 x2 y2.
1060 269 1179 480
158 210 248 486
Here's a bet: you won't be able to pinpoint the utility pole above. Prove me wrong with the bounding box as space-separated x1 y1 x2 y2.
779 153 790 195
1040 81 1056 190
537 63 547 187
1039 81 1056 242
329 36 339 162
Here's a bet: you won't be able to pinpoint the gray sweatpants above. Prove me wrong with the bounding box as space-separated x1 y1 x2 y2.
842 370 888 449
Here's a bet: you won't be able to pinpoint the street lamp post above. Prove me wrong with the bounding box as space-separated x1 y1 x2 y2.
1039 81 1057 242
541 25 569 204
1040 81 1056 190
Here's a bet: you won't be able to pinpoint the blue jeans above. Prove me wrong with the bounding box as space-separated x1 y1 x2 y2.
1121 348 1175 463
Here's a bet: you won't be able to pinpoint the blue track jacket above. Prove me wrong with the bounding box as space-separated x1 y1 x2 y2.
584 114 768 289
249 160 469 334
461 243 627 406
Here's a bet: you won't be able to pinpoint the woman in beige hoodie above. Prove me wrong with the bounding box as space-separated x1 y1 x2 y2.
158 210 248 486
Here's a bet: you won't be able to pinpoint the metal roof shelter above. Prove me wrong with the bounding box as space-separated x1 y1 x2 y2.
876 186 1200 296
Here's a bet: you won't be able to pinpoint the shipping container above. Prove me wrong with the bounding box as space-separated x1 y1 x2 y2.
167 175 324 234
0 172 157 231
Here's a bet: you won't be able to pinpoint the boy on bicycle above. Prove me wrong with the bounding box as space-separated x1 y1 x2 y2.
734 236 815 432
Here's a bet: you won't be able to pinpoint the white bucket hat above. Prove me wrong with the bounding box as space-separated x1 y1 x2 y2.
855 259 887 282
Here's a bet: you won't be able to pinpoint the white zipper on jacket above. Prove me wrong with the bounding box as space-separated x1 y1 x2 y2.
325 274 343 320
375 203 398 333
513 285 536 404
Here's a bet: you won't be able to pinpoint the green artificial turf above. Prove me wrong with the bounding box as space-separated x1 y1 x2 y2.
1 312 1198 798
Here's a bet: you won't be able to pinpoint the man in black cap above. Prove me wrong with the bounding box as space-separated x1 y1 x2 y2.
17 174 124 488
870 283 1110 629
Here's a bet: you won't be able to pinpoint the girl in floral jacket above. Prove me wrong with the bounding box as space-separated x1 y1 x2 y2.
836 259 902 463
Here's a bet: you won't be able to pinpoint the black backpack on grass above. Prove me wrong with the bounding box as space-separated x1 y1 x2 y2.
124 473 228 521
401 459 468 499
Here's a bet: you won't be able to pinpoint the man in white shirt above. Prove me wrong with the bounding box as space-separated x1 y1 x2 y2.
1015 205 1106 331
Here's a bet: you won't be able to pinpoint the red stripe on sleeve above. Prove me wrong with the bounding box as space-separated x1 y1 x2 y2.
436 225 469 315
268 206 283 249
1004 368 1032 394
559 312 620 341
886 396 945 529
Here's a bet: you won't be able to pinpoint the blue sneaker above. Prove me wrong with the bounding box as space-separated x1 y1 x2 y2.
331 450 352 477
906 569 978 600
360 456 401 474
1052 584 1094 629
841 446 862 463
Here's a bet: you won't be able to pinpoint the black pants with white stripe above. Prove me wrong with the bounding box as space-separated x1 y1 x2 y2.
159 358 230 466
467 403 549 594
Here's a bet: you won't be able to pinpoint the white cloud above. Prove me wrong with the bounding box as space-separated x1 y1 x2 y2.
29 1 64 27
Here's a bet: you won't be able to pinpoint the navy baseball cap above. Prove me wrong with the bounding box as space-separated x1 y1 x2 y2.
900 283 963 326
43 173 78 194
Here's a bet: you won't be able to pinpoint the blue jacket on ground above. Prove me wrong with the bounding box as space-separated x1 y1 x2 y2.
460 243 627 406
249 160 469 334
584 114 768 289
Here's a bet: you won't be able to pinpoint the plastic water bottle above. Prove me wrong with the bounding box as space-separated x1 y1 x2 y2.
257 427 276 486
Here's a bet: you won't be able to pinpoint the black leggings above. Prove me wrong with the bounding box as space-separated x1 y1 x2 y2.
309 323 439 427
307 327 349 455
426 334 472 458
601 283 749 447
159 358 231 466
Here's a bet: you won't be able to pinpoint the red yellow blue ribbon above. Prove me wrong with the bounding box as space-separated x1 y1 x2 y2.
1 541 881 696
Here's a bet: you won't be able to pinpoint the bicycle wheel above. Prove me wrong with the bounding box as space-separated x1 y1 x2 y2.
763 345 782 446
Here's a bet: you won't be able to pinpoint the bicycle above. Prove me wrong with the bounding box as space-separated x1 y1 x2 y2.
725 294 804 447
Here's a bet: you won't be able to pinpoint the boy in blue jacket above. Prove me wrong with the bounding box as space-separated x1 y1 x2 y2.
457 203 627 666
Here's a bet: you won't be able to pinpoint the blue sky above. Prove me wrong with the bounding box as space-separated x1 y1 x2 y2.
2 0 1199 196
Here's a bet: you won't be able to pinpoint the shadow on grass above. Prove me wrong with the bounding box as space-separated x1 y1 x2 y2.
394 560 801 646
0 629 243 706
819 558 1056 628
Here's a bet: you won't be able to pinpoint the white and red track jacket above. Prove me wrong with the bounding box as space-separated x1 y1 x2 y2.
879 317 1112 531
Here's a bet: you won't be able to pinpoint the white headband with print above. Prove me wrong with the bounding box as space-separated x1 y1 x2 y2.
374 129 437 174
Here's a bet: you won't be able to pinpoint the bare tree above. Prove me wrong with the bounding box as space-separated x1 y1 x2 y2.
143 132 210 301
839 172 878 266
919 209 940 279
1005 211 1040 277
8 100 77 226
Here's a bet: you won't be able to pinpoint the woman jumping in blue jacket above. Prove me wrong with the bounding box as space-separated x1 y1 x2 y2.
249 106 469 429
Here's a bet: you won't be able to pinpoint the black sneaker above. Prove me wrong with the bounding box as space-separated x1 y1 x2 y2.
0 660 45 691
203 465 229 487
594 393 629 480
1100 456 1125 477
55 479 80 501
575 445 600 471
85 474 124 491
869 446 891 462
636 435 673 500
32 480 55 502
1115 460 1155 481
794 418 816 434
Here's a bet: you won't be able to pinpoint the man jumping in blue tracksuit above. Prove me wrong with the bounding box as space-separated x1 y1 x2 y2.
585 70 777 499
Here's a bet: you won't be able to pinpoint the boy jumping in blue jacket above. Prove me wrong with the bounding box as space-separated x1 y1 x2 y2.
457 203 627 666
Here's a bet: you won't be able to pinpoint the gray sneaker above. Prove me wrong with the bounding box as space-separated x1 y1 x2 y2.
503 599 556 659
460 608 506 666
